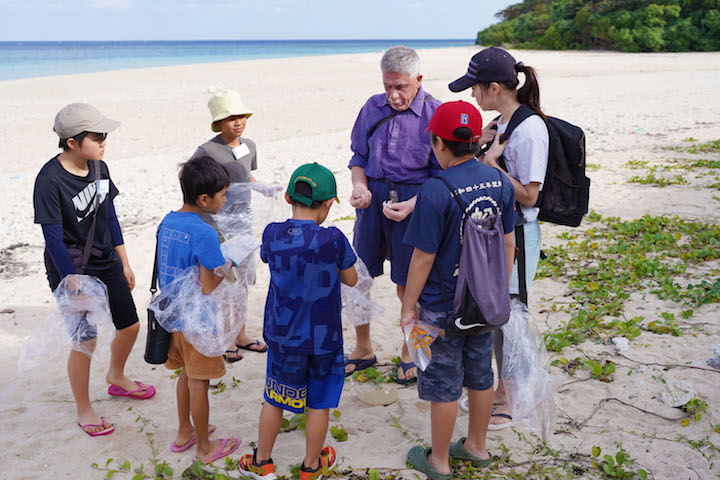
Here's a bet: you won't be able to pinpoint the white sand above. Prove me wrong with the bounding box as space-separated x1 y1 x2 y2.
1 47 719 479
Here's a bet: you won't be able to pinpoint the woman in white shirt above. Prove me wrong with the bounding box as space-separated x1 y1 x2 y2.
449 46 549 429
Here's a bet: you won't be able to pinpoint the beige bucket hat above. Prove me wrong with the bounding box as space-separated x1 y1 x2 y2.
54 103 121 138
209 90 253 132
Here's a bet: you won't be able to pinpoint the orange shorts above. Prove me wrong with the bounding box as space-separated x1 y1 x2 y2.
165 332 226 380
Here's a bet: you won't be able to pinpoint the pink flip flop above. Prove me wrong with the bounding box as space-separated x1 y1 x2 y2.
108 381 156 400
199 437 241 464
78 416 114 437
170 425 217 453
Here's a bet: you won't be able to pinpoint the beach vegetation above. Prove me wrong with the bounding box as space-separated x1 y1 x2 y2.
627 167 687 187
553 356 617 382
626 159 649 170
477 0 720 52
538 212 720 352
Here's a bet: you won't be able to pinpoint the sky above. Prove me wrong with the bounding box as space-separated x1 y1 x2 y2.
0 0 519 41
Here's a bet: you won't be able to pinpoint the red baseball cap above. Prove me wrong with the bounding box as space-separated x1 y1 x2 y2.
426 100 483 143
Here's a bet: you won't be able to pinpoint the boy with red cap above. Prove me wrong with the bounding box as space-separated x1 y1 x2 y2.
400 101 517 479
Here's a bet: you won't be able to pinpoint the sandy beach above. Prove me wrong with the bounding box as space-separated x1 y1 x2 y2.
1 46 719 479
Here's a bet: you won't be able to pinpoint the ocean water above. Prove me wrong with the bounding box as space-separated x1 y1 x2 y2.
0 39 472 81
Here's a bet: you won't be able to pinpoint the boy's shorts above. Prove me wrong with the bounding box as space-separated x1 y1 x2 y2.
353 179 421 286
264 347 344 414
165 332 226 380
416 308 494 403
47 257 139 332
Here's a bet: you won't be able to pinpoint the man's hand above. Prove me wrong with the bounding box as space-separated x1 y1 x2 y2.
350 183 372 209
382 198 415 222
123 264 136 291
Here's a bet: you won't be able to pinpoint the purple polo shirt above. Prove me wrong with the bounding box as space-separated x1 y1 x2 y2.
348 86 442 184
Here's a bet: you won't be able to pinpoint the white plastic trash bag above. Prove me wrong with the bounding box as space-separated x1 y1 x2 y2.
18 275 115 372
341 257 383 327
501 298 564 439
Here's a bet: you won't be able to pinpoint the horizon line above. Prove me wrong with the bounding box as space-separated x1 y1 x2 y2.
0 38 473 43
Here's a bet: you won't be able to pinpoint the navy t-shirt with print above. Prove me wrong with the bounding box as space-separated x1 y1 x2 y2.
156 211 226 290
261 219 357 355
33 157 120 273
404 160 517 313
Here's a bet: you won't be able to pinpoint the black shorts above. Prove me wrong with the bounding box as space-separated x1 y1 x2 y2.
47 259 139 331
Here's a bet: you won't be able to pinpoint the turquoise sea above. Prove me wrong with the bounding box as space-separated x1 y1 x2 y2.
0 39 472 81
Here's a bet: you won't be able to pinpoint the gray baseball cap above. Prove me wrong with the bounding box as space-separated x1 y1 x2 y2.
53 103 121 138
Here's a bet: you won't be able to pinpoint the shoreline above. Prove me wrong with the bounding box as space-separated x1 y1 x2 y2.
3 45 720 85
0 40 474 83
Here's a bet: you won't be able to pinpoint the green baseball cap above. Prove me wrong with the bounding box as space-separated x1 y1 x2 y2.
287 163 339 206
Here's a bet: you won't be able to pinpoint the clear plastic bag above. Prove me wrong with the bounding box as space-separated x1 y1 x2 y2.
501 298 564 439
403 319 444 372
148 265 246 358
18 275 115 371
211 182 285 241
341 257 383 327
152 183 286 357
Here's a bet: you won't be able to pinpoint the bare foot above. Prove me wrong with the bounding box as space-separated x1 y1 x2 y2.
344 347 375 375
398 345 417 382
197 437 240 464
427 449 452 475
235 334 267 352
489 403 512 428
174 424 216 449
462 438 491 461
106 375 149 397
77 412 113 435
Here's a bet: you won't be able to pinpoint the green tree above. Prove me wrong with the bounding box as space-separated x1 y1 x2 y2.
476 0 720 52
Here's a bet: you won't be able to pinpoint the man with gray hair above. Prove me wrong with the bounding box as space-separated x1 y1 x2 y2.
345 45 441 383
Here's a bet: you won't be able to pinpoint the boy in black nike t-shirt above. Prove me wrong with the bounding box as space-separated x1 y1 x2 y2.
33 103 155 437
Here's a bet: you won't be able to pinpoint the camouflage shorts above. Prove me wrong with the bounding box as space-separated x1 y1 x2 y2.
417 308 494 403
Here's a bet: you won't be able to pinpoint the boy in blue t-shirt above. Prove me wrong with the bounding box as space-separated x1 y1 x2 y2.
400 102 517 479
157 156 241 464
240 163 358 480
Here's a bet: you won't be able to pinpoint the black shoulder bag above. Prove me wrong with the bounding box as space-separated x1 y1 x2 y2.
144 232 172 364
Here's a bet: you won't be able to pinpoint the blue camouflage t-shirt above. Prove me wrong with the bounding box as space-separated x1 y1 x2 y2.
261 219 357 355
156 211 226 290
404 160 517 312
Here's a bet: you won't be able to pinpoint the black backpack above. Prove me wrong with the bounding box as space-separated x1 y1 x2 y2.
498 105 590 227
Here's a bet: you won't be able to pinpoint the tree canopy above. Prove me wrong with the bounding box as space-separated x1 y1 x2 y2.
477 0 720 51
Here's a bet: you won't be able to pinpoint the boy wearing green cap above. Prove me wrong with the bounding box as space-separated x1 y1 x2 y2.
240 163 358 480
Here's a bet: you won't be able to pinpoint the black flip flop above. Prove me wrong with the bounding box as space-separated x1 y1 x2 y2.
236 339 268 353
223 348 244 364
344 355 377 377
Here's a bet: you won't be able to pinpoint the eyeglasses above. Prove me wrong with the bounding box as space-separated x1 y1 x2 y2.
88 132 108 142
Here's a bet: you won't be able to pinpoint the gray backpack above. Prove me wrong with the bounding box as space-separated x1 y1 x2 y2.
437 172 511 336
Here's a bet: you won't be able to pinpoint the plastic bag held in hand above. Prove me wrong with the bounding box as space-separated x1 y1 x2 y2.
341 257 383 327
18 275 115 372
501 298 564 439
149 265 246 357
402 319 443 372
250 182 284 198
